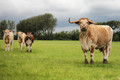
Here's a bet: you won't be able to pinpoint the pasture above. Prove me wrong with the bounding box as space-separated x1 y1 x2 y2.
0 40 120 80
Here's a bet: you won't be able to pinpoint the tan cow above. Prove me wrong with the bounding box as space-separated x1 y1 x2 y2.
17 31 26 50
3 29 14 51
69 18 113 64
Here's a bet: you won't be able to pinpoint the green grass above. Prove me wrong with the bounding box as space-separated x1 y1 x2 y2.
0 40 120 80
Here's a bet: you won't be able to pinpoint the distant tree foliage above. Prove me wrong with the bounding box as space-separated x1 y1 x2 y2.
96 20 120 30
0 20 15 39
35 29 80 40
17 13 57 38
53 29 80 40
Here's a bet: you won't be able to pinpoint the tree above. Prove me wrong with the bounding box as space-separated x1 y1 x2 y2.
0 20 15 39
70 29 80 40
17 13 57 39
53 29 80 40
96 20 120 30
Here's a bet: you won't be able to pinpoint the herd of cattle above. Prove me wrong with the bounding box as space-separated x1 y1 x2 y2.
3 29 34 52
2 18 113 64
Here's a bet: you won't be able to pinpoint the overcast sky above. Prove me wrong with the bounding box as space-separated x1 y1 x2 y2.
0 0 120 32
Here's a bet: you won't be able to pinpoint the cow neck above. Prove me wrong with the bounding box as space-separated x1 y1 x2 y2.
5 35 9 40
19 36 22 43
80 30 89 38
5 36 10 44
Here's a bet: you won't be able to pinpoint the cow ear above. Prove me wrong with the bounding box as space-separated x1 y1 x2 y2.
3 30 5 33
75 22 80 25
89 20 95 24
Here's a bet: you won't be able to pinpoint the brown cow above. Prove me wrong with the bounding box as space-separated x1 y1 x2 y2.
3 29 14 51
25 32 34 52
69 18 113 64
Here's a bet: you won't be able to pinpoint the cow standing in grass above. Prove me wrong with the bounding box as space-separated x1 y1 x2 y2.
69 18 113 64
3 29 14 51
17 31 26 50
25 32 34 52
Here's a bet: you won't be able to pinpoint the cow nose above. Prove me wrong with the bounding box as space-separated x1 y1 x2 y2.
81 27 87 32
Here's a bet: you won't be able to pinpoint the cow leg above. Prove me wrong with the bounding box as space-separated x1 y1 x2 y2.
90 46 94 64
84 52 88 64
22 39 25 49
8 44 10 51
27 46 29 52
23 42 25 49
30 44 32 52
11 41 13 51
20 44 22 49
5 44 7 51
103 47 108 64
20 43 23 50
26 44 28 52
81 46 88 64
106 42 112 61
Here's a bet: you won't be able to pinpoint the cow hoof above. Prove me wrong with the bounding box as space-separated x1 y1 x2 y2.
103 59 108 64
90 59 94 64
30 50 32 52
85 59 88 64
26 50 28 52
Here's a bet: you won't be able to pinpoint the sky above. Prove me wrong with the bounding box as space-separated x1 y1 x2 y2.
0 0 120 32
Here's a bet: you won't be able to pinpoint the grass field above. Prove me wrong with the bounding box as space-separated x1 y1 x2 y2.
0 40 120 80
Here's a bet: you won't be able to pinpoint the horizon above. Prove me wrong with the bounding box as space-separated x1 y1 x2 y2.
0 0 120 32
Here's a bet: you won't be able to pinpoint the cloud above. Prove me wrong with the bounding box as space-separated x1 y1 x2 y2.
0 0 120 31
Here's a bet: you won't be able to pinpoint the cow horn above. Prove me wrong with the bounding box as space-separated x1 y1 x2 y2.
68 18 79 23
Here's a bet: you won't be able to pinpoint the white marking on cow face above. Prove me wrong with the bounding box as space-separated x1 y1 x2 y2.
79 19 89 32
26 39 32 45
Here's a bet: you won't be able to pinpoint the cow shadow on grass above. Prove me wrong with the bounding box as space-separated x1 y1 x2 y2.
0 47 43 54
0 47 28 54
73 60 120 69
50 58 119 69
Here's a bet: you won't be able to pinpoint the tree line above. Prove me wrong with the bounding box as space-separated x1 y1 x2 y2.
35 29 80 40
0 13 120 41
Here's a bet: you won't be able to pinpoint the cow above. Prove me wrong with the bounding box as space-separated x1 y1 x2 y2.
17 31 26 50
69 18 113 64
3 29 14 51
25 32 34 52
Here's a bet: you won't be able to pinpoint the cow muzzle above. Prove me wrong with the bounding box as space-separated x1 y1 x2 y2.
81 27 87 32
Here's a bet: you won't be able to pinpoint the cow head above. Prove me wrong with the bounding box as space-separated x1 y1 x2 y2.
17 31 23 37
3 29 12 37
27 32 32 38
69 18 95 32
